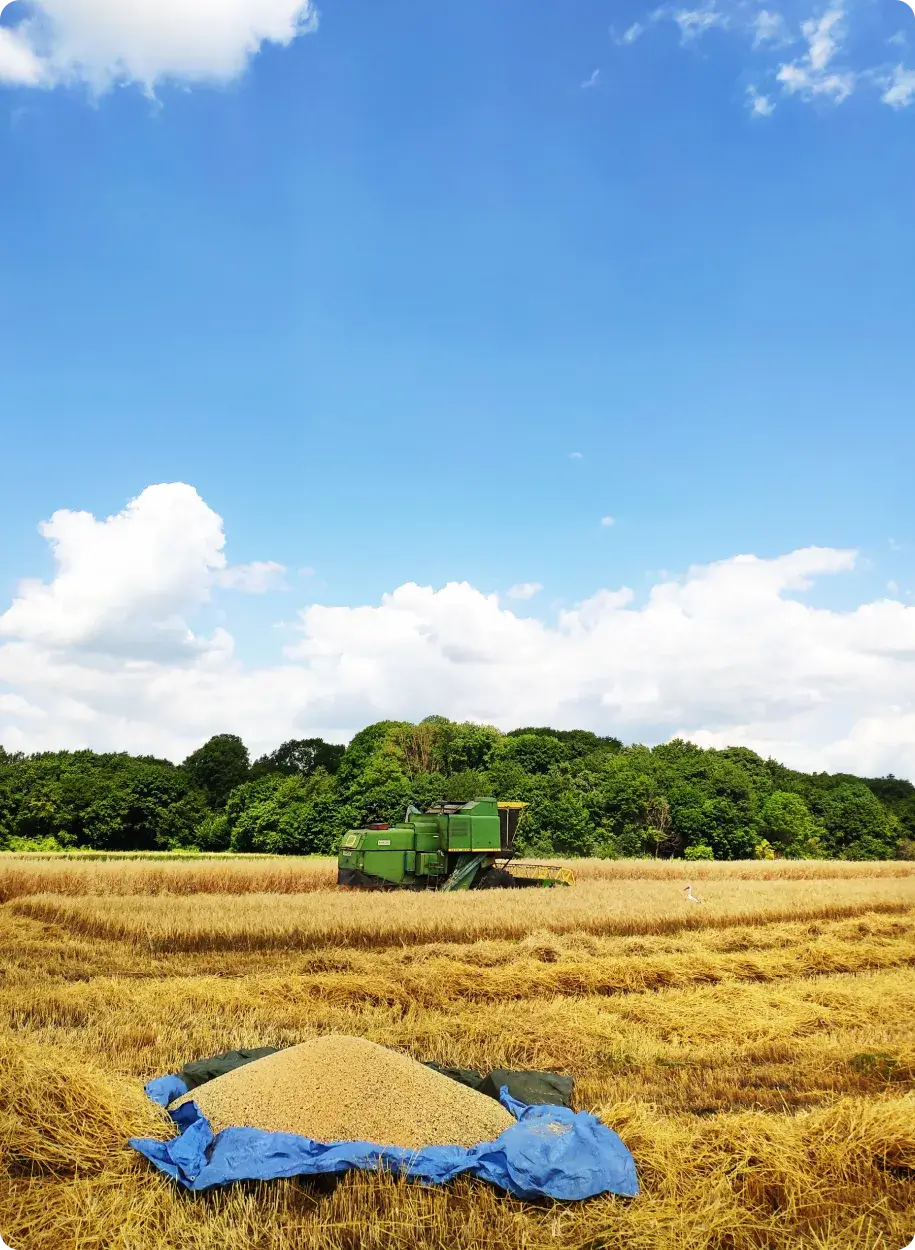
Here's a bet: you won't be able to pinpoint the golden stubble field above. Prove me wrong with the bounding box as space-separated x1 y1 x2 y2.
0 856 914 1250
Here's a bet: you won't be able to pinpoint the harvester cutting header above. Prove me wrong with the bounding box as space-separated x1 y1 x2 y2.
337 798 574 891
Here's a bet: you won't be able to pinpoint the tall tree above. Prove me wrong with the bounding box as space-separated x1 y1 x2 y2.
251 738 344 778
759 791 824 858
181 734 250 810
812 782 897 860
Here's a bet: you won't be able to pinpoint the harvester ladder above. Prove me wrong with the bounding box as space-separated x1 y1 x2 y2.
441 853 488 892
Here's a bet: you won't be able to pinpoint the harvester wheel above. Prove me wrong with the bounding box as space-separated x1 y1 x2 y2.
476 867 516 889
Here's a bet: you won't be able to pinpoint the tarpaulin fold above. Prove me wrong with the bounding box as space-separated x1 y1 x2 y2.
132 1079 638 1202
422 1064 574 1108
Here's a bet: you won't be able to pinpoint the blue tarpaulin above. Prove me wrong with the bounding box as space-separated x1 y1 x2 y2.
131 1075 638 1202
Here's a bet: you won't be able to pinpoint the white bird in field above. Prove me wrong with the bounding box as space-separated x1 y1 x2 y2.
684 883 702 903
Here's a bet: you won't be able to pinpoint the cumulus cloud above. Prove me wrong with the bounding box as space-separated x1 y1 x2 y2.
747 84 775 115
600 515 616 527
752 9 787 47
0 692 44 720
619 0 911 112
619 22 645 44
569 451 583 460
0 25 42 82
5 485 915 777
776 8 855 102
0 0 317 91
507 583 543 601
673 7 726 40
880 64 915 107
0 483 227 658
805 7 843 69
217 561 288 593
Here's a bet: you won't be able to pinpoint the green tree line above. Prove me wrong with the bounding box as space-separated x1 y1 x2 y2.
2 719 914 860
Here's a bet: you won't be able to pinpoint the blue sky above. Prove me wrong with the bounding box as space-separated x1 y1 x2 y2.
1 0 915 768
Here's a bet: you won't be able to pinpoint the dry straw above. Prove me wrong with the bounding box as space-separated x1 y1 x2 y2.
1 854 913 904
11 875 915 953
1 858 913 1250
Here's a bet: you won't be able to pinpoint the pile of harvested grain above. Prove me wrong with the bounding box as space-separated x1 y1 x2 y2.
172 1036 516 1149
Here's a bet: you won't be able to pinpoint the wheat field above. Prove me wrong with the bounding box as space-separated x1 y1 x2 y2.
1 857 913 1249
2 854 913 904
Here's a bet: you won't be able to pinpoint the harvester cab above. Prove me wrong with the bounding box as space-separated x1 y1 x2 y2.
336 798 574 891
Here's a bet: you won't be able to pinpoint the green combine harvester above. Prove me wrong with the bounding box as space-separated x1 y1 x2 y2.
337 797 574 891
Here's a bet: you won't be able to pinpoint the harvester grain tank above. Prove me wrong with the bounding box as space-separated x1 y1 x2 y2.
336 797 574 890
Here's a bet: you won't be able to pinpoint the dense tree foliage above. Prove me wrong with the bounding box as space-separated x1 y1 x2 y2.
0 749 207 851
250 739 345 779
181 734 250 810
1 721 912 859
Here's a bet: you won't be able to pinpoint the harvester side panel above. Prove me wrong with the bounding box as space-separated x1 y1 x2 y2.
418 851 443 875
361 850 407 883
363 827 414 850
447 816 472 851
470 813 501 851
412 820 440 853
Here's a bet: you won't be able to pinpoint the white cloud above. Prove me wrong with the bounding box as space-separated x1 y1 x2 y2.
0 483 227 659
601 515 616 527
0 26 43 83
887 581 900 595
616 0 911 115
752 9 787 47
880 63 915 107
507 583 544 601
619 22 645 44
747 83 775 114
674 8 726 40
806 8 842 69
217 561 287 593
645 3 724 40
776 8 855 102
0 693 44 720
581 68 600 88
7 486 915 777
0 0 317 92
569 451 583 460
776 62 855 99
